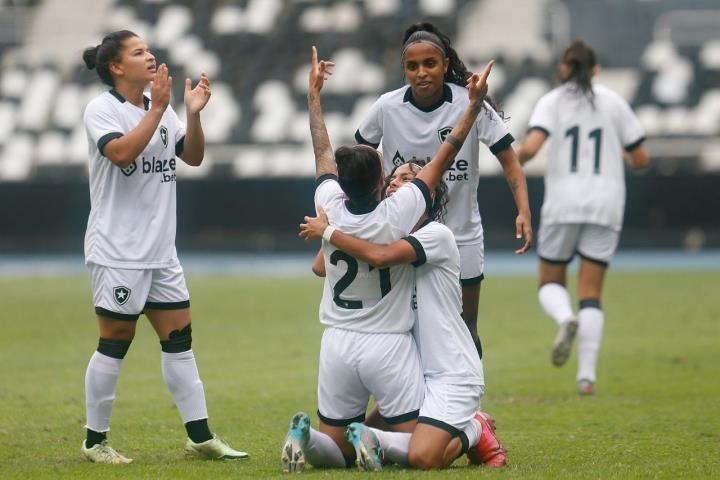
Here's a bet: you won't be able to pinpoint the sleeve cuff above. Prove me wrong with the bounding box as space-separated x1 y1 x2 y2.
97 132 123 157
355 130 380 149
403 236 426 267
315 173 338 189
624 136 646 152
411 178 432 214
528 126 550 137
489 132 515 155
175 135 185 156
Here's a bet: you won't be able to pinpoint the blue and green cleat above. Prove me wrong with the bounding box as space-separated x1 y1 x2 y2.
345 422 384 472
281 412 311 473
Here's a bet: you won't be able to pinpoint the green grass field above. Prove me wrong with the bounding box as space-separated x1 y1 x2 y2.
1 271 719 479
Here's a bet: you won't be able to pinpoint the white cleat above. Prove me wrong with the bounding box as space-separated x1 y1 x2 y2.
281 412 311 473
551 316 578 367
82 440 133 464
185 434 249 460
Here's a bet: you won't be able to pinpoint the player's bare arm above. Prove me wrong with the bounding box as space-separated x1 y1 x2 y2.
516 129 547 165
496 147 533 254
103 63 172 168
180 73 211 166
625 144 650 169
300 207 417 268
417 60 494 192
308 46 337 179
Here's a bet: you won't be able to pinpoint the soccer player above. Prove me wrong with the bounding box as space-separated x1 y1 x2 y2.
354 22 532 358
299 161 507 470
80 30 246 463
280 47 493 472
516 40 650 395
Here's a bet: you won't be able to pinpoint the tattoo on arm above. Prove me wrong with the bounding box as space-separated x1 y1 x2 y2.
308 93 336 177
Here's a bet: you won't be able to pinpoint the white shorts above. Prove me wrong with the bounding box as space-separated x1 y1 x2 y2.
418 379 484 439
317 327 425 426
458 243 485 285
88 262 190 321
538 223 620 266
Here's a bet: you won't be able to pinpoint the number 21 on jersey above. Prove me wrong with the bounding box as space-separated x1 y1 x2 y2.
329 250 391 309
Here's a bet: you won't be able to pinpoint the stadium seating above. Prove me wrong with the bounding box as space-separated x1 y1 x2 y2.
0 0 718 181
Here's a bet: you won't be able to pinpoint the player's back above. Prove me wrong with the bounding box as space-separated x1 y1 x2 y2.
535 83 644 229
314 177 428 333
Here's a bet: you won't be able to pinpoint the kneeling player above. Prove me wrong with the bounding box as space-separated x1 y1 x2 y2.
300 162 507 470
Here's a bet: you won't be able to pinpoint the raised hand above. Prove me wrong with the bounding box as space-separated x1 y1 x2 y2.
308 46 335 96
299 205 330 241
466 59 494 106
185 73 211 114
150 63 172 112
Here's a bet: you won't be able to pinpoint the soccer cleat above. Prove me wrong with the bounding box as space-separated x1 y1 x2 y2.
185 434 249 460
345 422 383 472
82 439 133 464
467 412 507 468
551 317 578 367
281 412 311 473
577 379 596 396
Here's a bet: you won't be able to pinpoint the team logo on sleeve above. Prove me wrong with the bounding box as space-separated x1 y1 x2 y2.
160 125 168 147
437 126 453 144
392 150 405 167
121 161 137 176
113 286 131 305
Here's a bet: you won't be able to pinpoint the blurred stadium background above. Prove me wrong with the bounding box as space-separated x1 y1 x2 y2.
0 0 719 257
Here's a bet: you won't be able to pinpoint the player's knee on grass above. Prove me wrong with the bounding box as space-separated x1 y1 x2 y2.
160 323 192 352
408 445 445 470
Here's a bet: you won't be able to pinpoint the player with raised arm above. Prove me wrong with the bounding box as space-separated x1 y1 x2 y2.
280 47 493 473
299 161 507 470
354 22 532 358
80 30 246 463
516 40 650 395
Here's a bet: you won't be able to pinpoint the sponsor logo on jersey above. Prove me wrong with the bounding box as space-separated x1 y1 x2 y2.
121 161 137 176
160 125 168 147
142 156 177 183
392 150 405 167
437 126 453 144
113 286 131 305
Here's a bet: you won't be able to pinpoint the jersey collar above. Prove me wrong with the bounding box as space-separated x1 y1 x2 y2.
109 88 151 111
403 83 452 113
344 199 379 215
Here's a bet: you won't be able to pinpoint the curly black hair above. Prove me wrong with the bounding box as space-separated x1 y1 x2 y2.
382 161 449 223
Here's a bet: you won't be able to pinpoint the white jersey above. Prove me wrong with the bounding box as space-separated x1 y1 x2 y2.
83 90 186 268
405 221 484 385
315 175 430 333
356 83 513 245
528 83 645 230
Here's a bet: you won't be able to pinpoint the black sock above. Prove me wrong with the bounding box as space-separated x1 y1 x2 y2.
86 429 106 448
185 419 213 443
474 338 483 360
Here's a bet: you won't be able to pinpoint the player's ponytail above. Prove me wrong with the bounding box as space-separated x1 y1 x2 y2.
402 22 505 120
561 40 597 104
82 30 138 87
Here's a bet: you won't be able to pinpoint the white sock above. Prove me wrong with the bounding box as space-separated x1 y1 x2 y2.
301 426 346 468
538 283 575 326
464 417 482 449
577 307 604 382
161 350 208 423
370 428 410 466
85 351 122 432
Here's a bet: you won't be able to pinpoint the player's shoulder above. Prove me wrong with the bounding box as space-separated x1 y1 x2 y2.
84 91 116 116
538 84 568 104
593 83 630 107
414 220 454 241
378 86 411 107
